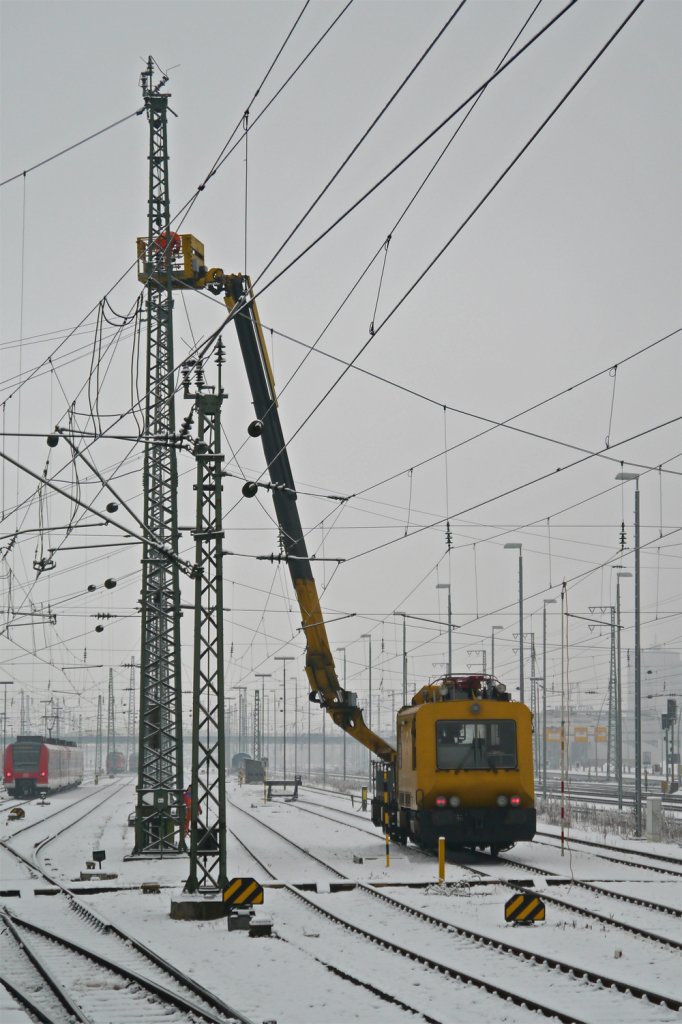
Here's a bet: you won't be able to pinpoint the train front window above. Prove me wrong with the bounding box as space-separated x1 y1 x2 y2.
13 742 42 772
436 720 517 770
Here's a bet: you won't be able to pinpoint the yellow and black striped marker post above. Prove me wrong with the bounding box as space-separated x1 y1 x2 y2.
504 892 545 924
223 877 264 907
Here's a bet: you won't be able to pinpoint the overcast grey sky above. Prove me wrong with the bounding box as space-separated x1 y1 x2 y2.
1 0 680 739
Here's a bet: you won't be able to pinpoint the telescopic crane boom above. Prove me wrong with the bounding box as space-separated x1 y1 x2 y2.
156 241 396 761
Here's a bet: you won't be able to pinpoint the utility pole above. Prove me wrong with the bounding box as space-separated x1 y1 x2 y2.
361 634 372 787
291 677 298 775
616 472 641 834
274 657 294 779
95 694 103 781
122 657 136 771
255 674 271 765
0 681 13 755
505 544 525 702
336 649 347 781
106 669 116 769
253 688 261 760
184 348 228 894
590 605 617 780
615 571 631 808
233 686 247 754
491 625 503 678
134 58 184 856
542 599 557 799
436 584 452 676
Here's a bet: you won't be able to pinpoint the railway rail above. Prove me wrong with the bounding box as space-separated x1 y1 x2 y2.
0 784 256 1024
228 796 681 1021
288 787 682 946
0 906 241 1024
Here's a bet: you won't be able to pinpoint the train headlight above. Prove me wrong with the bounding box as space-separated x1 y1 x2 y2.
496 794 509 807
435 795 447 807
449 795 460 808
510 795 521 807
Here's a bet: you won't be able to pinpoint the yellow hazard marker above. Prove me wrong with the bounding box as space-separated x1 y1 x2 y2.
504 892 545 924
223 877 264 907
438 836 446 883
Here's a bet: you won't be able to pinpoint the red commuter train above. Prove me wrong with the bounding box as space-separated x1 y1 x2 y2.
3 735 84 797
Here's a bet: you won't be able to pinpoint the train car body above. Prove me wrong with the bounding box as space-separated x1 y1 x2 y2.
241 758 266 783
231 752 250 773
106 750 126 775
3 735 84 797
372 676 536 854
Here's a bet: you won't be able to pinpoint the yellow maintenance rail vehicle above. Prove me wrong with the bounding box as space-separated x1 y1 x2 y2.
141 232 536 854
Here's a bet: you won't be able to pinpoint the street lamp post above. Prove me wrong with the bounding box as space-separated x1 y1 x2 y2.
336 648 347 781
542 599 557 799
232 686 247 754
504 544 525 703
491 626 503 678
274 657 294 780
291 677 298 776
616 472 641 834
436 584 452 676
615 571 632 810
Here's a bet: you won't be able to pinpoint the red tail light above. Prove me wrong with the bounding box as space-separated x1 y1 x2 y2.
435 795 447 807
510 795 521 807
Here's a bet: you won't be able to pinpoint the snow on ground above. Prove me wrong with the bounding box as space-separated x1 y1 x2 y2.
1 777 681 1023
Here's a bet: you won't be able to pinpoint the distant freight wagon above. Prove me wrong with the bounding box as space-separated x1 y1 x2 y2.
106 750 126 775
3 735 84 797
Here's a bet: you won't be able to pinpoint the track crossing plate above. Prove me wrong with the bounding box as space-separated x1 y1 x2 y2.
223 877 264 906
504 892 545 923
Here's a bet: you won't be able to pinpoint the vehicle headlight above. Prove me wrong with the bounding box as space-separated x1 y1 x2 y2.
496 794 509 807
449 795 460 808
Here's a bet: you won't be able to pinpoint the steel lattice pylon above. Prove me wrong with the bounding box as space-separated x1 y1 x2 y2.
185 359 228 894
253 689 261 760
106 669 116 766
134 58 184 855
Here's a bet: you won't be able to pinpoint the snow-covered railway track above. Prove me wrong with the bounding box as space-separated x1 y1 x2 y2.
0 907 241 1024
534 829 682 875
229 817 579 1023
293 790 682 938
230 799 681 1021
488 849 682 931
1 788 257 1024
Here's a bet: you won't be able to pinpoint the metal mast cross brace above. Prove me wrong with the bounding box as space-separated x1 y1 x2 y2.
184 349 228 894
134 57 184 855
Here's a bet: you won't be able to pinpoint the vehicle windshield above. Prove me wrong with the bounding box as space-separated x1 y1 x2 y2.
13 742 42 772
436 720 517 770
